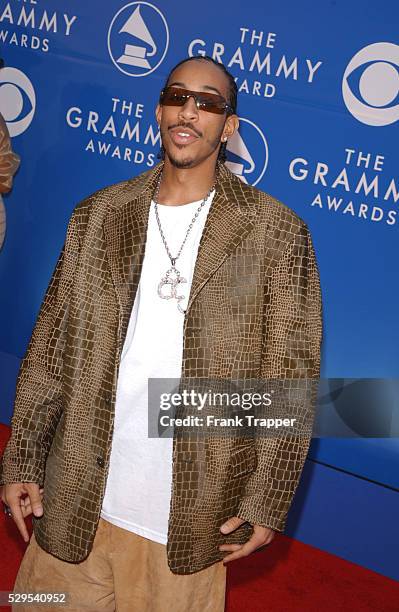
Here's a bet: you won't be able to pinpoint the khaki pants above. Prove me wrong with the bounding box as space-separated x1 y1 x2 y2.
12 518 226 612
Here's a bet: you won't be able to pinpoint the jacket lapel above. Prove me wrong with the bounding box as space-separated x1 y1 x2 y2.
185 165 258 317
103 165 162 348
103 162 258 346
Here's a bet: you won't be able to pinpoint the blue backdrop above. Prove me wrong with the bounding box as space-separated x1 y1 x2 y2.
0 0 398 581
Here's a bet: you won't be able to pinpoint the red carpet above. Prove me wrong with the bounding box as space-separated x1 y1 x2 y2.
1 423 398 611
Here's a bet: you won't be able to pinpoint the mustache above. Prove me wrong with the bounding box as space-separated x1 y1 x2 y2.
168 122 202 138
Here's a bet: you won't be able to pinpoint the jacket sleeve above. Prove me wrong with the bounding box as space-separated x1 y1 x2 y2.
237 221 323 531
0 212 80 486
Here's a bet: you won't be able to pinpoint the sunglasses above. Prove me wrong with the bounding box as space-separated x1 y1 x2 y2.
159 86 234 115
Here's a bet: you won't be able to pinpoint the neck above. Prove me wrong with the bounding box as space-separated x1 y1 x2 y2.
156 156 218 206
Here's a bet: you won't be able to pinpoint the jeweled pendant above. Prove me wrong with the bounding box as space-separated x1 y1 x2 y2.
157 266 187 313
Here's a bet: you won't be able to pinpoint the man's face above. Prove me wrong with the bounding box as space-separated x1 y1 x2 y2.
156 60 238 169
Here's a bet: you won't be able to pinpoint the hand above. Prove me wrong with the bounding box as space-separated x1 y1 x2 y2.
219 516 275 565
1 483 44 543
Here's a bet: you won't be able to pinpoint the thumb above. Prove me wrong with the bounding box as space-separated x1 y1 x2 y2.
25 484 44 517
220 516 245 534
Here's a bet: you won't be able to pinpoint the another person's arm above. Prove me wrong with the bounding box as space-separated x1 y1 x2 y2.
0 113 20 193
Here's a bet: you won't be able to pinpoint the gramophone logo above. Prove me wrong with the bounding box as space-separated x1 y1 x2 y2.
108 2 169 77
225 118 269 186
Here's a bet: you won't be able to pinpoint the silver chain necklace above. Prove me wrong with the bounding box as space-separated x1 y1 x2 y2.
153 171 217 314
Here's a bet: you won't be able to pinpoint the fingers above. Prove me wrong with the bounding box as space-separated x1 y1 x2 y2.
20 488 44 518
219 539 261 564
219 516 245 534
4 483 44 543
24 483 44 517
218 516 275 565
219 530 273 565
219 543 242 553
8 495 30 543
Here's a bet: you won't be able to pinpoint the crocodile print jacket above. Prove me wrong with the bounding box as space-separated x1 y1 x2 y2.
0 161 323 574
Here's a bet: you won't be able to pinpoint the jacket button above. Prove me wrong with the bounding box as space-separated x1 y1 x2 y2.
96 456 105 468
104 394 112 405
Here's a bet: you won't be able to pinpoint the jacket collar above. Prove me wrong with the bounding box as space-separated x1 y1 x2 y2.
103 162 258 345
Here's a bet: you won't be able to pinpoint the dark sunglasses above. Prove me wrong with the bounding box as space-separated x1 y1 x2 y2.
159 86 234 115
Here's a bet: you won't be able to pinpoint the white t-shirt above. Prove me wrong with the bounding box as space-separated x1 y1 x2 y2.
100 190 215 544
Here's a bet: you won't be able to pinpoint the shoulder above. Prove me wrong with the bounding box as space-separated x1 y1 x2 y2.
67 164 159 237
72 165 156 217
220 163 310 240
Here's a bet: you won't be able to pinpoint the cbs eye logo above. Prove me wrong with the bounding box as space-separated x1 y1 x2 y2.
0 67 36 137
342 42 399 127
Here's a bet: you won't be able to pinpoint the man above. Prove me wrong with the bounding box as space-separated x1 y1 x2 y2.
1 56 323 611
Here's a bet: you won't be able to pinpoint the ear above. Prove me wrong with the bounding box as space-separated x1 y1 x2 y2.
155 103 162 126
222 114 239 141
